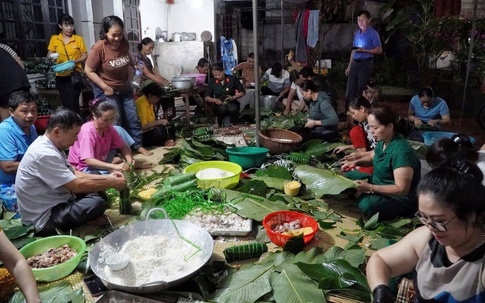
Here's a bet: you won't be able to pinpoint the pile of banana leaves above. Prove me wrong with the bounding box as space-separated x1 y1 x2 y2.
159 138 231 166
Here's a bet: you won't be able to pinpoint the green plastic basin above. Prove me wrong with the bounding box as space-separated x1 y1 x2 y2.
184 161 242 189
19 235 86 282
226 147 269 169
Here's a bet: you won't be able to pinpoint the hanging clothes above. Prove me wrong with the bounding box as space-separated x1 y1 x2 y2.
220 36 237 74
294 11 308 63
307 10 319 48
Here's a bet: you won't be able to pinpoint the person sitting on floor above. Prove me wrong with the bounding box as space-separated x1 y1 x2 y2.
194 58 211 79
0 91 38 186
289 80 338 143
282 66 314 115
341 105 421 221
366 160 485 303
231 52 261 88
68 100 152 174
422 134 485 186
260 61 291 99
333 97 375 175
407 86 451 142
362 80 381 105
16 109 126 236
204 63 245 127
135 82 176 147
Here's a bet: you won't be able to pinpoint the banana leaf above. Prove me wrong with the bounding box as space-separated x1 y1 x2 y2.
211 265 273 303
256 165 292 180
296 259 370 301
272 265 326 303
236 180 269 197
222 189 289 221
3 225 34 240
9 280 84 303
323 245 366 268
294 165 358 197
295 140 343 158
252 176 285 191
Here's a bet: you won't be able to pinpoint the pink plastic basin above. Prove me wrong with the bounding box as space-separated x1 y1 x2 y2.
181 73 206 85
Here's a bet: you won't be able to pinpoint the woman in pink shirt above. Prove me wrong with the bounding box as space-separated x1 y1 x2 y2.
68 100 150 174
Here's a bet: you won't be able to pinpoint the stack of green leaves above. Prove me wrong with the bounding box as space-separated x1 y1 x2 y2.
9 280 83 303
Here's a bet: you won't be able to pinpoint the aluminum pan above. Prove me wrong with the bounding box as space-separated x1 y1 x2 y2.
88 219 214 294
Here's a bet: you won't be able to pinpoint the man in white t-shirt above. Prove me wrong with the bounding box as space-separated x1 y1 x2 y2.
16 109 126 236
282 66 315 115
260 62 291 98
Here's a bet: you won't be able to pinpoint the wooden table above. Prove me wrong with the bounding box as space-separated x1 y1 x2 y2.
178 85 206 125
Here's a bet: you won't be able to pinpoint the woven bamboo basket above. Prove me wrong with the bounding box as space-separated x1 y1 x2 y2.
258 128 302 155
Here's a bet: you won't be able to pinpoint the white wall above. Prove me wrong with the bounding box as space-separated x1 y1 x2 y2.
162 0 214 41
139 0 169 40
68 0 215 47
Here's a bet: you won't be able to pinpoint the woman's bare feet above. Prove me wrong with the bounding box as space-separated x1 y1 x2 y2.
164 139 176 147
137 147 153 156
134 160 153 169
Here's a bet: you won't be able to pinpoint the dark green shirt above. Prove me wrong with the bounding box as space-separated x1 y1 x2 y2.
372 134 421 192
205 74 245 100
308 92 338 131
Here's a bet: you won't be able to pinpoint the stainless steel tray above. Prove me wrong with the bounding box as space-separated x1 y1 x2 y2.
210 218 253 236
97 290 177 303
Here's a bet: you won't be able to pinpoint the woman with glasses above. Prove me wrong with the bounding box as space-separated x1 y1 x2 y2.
47 14 87 115
341 105 421 221
366 160 485 303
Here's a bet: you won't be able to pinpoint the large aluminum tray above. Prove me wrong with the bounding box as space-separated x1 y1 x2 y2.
184 212 253 237
210 218 253 236
97 290 177 303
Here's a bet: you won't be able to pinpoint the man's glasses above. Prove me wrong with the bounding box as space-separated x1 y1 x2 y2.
415 211 455 232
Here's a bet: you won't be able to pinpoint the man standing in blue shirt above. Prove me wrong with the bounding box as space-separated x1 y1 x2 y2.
0 91 38 186
345 10 382 110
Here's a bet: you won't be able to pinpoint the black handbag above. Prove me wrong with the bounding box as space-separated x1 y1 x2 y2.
61 44 87 89
71 66 87 89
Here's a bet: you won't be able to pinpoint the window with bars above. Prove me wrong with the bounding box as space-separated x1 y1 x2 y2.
0 0 67 58
123 0 141 55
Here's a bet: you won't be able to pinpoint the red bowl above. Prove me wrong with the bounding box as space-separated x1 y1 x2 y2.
34 115 50 131
263 211 318 247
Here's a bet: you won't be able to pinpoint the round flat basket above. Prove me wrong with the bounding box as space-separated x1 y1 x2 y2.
258 128 302 155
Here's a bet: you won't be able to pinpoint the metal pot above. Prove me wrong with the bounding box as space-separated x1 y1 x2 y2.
171 78 193 91
173 76 196 87
88 215 214 294
260 95 279 110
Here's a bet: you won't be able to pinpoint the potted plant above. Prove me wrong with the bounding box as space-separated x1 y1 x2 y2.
34 98 51 133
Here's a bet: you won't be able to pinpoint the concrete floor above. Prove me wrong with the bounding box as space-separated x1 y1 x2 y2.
335 91 485 148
